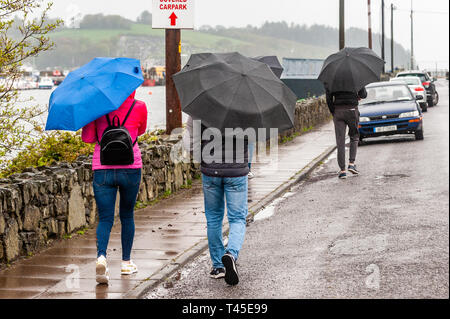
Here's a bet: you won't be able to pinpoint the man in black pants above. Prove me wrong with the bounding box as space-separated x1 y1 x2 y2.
326 88 367 179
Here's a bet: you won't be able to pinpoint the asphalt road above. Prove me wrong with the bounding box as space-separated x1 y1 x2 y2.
147 80 449 299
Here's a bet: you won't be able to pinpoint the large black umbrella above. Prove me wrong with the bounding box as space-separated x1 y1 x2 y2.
173 52 296 135
318 47 384 93
252 56 284 79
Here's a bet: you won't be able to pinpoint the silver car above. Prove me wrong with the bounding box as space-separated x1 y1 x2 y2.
390 76 428 112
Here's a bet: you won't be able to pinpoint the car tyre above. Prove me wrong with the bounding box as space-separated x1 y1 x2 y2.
433 91 439 106
421 103 428 112
415 129 424 141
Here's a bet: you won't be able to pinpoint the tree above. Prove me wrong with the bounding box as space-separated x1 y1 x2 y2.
137 10 152 25
0 0 62 167
80 14 132 30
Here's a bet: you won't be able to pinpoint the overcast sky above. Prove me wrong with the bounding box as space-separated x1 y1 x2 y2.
47 0 449 69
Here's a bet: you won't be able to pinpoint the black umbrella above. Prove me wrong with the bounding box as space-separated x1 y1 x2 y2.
253 56 284 79
173 52 296 135
318 47 385 93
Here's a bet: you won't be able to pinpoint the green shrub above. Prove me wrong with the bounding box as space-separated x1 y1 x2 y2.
0 131 95 178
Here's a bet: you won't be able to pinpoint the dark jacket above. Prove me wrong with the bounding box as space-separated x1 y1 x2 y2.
200 124 249 178
184 116 249 178
326 88 368 114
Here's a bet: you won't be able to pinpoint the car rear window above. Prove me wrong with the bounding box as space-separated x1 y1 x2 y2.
392 77 421 86
361 85 414 105
397 73 428 82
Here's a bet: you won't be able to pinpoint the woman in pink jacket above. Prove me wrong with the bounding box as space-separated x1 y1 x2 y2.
82 91 147 284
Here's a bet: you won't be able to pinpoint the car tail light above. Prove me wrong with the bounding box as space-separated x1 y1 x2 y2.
415 87 425 92
422 81 430 88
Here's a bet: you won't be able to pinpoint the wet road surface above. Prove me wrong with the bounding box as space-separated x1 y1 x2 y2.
147 80 449 299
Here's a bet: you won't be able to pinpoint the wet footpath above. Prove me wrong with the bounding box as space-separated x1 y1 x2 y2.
0 122 335 299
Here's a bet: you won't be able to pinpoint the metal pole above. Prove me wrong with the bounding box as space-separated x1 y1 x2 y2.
411 0 414 69
165 29 182 134
381 0 385 73
368 0 373 49
339 0 345 50
391 4 395 73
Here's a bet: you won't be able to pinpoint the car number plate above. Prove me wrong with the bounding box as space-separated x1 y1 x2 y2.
374 125 397 133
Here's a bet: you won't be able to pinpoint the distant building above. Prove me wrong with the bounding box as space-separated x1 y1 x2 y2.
281 58 326 100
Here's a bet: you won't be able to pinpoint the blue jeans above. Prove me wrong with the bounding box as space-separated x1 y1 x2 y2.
248 143 255 170
93 169 141 261
202 174 248 269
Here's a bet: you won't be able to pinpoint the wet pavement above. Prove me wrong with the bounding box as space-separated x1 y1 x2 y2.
146 80 449 299
0 117 336 299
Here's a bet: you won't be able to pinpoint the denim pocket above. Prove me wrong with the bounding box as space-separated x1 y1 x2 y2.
225 177 247 192
124 169 142 187
93 170 107 187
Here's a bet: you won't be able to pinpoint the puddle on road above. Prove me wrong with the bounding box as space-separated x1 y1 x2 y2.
253 192 295 222
164 251 178 256
329 234 389 255
375 174 410 180
254 206 276 221
254 150 338 222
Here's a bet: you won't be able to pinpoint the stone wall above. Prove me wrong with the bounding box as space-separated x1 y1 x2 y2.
280 96 331 140
0 143 198 265
0 97 331 266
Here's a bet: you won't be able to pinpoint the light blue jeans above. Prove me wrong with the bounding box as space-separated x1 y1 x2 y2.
248 143 255 170
202 174 248 269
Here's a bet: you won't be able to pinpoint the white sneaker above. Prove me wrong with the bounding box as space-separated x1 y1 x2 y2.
248 171 255 179
121 260 138 275
96 255 110 285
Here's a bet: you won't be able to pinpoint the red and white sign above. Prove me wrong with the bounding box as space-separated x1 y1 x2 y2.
152 0 195 29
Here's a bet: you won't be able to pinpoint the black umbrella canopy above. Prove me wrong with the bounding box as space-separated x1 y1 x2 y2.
318 47 385 93
173 52 297 136
252 56 284 79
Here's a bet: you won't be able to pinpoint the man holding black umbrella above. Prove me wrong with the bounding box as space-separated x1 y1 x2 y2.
319 47 384 179
326 88 367 179
175 52 296 286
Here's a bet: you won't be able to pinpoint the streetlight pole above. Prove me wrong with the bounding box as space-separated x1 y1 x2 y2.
391 4 396 73
368 0 373 49
410 0 415 70
381 0 385 73
339 0 345 50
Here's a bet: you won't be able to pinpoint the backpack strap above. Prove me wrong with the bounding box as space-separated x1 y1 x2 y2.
122 100 137 126
105 113 112 127
101 100 139 145
124 100 139 146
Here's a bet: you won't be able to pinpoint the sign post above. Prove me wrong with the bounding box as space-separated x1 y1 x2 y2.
152 0 195 134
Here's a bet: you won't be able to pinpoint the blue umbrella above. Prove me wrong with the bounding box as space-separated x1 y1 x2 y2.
45 57 144 131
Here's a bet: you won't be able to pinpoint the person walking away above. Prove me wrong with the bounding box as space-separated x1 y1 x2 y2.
248 142 255 179
82 91 147 284
326 88 367 179
184 116 249 286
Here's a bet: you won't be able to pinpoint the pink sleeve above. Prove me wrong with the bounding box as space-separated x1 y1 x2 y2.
82 121 98 144
138 102 148 136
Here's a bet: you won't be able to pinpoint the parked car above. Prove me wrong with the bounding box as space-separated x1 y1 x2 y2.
390 76 428 112
38 77 54 90
359 82 424 142
396 70 439 107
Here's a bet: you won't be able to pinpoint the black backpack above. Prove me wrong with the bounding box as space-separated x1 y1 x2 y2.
99 100 137 166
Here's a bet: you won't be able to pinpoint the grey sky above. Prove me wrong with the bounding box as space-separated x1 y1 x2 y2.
47 0 449 69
